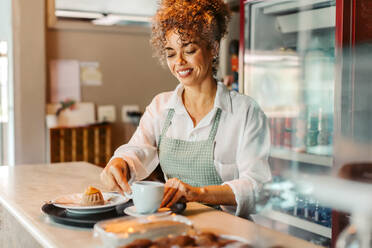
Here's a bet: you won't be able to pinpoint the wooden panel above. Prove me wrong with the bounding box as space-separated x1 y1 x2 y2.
83 128 88 161
105 126 112 165
59 129 64 162
48 124 112 167
94 127 99 165
71 129 76 161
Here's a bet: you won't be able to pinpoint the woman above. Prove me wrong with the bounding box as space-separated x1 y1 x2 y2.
100 0 271 218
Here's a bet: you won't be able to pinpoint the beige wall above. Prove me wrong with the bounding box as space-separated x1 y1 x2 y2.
46 23 175 150
12 0 46 164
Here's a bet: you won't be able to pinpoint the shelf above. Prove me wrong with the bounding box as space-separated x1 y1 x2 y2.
262 0 334 15
275 6 336 33
260 210 332 238
270 148 333 167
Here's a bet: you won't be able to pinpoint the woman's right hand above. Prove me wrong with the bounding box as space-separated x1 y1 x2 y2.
100 157 132 195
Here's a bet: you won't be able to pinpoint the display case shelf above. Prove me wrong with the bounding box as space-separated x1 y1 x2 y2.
262 0 335 15
270 148 333 167
260 210 332 238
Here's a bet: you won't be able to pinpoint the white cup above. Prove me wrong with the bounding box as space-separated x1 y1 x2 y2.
126 181 164 214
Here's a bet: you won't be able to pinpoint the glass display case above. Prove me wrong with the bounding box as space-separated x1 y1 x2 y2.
240 0 372 246
240 0 337 246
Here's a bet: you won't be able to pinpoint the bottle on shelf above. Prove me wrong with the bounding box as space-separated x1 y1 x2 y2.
306 112 319 147
307 108 333 155
284 117 294 148
317 108 330 146
313 200 320 223
294 194 305 218
292 106 307 153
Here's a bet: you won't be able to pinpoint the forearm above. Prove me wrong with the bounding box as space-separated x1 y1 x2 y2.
111 145 159 182
192 184 237 206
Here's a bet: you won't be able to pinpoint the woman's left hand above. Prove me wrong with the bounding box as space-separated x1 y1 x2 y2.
160 178 200 208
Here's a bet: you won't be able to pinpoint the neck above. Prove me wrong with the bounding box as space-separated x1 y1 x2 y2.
182 77 217 111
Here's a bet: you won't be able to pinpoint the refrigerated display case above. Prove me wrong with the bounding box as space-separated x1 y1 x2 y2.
239 0 337 246
240 0 372 246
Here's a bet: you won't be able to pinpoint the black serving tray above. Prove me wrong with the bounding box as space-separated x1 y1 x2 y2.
42 201 186 228
41 200 133 228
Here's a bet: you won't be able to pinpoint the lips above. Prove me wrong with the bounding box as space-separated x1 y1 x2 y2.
177 68 193 78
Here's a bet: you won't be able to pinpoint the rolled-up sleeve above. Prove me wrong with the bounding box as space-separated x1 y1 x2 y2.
222 103 272 218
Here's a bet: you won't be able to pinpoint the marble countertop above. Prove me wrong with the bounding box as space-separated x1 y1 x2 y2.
0 162 321 248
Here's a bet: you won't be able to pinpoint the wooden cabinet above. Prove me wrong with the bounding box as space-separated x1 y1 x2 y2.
47 124 112 167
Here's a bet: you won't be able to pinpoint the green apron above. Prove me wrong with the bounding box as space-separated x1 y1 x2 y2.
158 108 223 187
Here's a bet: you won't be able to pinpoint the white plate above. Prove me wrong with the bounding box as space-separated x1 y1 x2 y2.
123 205 171 217
53 193 129 214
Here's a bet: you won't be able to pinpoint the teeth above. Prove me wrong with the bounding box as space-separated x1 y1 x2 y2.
178 69 191 76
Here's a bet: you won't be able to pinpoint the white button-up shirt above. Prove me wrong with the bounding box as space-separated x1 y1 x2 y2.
111 82 271 218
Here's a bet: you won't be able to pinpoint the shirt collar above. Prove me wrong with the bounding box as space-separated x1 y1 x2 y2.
165 83 185 114
165 82 232 114
214 82 232 113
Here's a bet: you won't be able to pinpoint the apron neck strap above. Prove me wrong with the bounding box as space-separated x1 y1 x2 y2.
160 108 175 137
160 108 222 141
208 108 222 141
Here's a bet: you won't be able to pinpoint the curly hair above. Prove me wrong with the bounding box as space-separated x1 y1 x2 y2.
150 0 231 74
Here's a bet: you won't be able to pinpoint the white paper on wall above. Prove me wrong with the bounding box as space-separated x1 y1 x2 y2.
50 59 81 103
80 61 103 86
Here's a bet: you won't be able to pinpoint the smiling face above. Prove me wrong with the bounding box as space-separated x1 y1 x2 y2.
164 30 215 87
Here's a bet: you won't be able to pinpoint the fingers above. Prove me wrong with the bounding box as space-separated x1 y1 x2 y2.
110 165 132 195
100 158 132 195
160 178 178 207
100 169 123 194
165 190 185 208
160 186 177 208
109 173 124 194
160 178 184 208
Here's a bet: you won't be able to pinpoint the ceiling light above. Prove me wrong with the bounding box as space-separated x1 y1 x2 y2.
92 14 151 26
55 10 104 19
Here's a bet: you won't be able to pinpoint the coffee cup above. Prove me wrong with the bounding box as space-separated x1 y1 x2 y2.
125 181 164 214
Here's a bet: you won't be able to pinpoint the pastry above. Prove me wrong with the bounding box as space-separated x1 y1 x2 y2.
81 186 104 206
169 235 195 246
119 232 253 248
123 239 153 248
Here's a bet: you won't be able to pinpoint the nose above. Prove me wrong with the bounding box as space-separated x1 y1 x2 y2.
176 53 186 65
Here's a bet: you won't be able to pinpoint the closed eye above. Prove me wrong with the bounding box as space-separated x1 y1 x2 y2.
165 46 175 58
186 49 196 55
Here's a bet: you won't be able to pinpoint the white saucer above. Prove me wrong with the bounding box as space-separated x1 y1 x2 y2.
124 205 171 217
